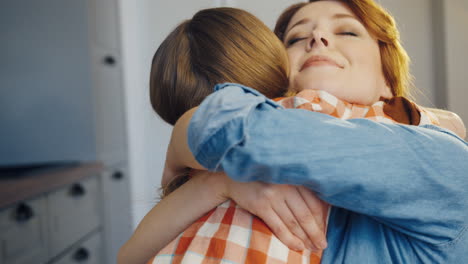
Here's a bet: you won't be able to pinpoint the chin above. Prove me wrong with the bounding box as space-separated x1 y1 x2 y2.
298 81 341 95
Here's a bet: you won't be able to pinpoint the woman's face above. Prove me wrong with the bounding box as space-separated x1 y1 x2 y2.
284 1 392 105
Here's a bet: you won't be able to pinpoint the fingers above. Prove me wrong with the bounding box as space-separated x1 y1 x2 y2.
270 193 318 251
225 181 328 252
297 186 329 231
286 188 327 250
257 206 306 251
278 189 327 251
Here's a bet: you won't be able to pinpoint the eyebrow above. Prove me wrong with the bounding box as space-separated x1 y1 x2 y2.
285 13 360 36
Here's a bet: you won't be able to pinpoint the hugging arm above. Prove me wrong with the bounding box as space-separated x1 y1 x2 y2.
117 172 227 264
182 83 468 246
119 172 329 264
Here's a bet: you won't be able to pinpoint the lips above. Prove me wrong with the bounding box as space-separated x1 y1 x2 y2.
300 55 343 71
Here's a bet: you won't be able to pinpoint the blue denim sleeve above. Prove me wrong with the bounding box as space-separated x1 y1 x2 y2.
188 83 468 246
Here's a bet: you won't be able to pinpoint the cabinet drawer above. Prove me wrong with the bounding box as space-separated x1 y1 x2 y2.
52 232 103 264
48 176 101 258
0 197 48 264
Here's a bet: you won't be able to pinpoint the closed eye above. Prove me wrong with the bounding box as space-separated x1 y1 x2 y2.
286 37 307 47
338 31 358 37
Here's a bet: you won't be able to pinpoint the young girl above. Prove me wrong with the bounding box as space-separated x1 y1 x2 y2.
119 3 466 264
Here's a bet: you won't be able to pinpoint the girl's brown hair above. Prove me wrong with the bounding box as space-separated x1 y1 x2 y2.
150 7 289 126
274 0 412 98
150 8 290 196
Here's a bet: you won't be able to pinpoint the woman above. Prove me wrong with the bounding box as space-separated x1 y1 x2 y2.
162 1 468 263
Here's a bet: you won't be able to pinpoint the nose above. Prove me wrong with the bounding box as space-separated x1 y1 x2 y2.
307 30 329 50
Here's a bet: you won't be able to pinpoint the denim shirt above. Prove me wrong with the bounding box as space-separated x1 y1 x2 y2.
188 83 468 263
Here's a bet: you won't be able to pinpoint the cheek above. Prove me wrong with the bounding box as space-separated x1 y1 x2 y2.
366 45 383 75
286 50 300 85
287 48 304 70
369 50 388 89
355 46 384 81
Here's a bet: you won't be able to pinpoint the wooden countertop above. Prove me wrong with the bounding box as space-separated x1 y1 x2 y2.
0 162 103 208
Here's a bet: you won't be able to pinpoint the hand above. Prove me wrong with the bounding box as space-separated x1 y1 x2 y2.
220 174 329 252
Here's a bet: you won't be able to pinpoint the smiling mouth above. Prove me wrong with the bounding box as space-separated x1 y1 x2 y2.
300 56 343 71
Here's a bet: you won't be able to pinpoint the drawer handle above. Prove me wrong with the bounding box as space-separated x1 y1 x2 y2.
103 55 116 66
70 183 86 197
112 171 124 180
15 203 34 223
73 247 90 262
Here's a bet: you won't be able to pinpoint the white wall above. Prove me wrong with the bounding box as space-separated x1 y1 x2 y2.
117 0 465 228
379 0 436 107
444 0 468 124
233 0 305 28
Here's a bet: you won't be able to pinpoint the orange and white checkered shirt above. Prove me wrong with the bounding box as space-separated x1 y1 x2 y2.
151 200 322 264
276 89 439 126
148 90 439 264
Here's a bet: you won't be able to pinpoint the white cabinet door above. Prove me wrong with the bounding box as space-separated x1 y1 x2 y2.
88 0 132 263
90 46 127 164
100 165 132 264
52 232 103 264
48 176 101 258
88 0 128 165
88 0 120 50
0 197 48 264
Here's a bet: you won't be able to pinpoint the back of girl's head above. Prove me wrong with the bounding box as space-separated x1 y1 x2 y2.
150 7 289 125
274 0 412 98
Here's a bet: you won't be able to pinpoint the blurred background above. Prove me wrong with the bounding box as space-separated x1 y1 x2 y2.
0 0 466 263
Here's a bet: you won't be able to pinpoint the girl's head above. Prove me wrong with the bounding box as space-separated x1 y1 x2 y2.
150 7 289 125
274 0 411 105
